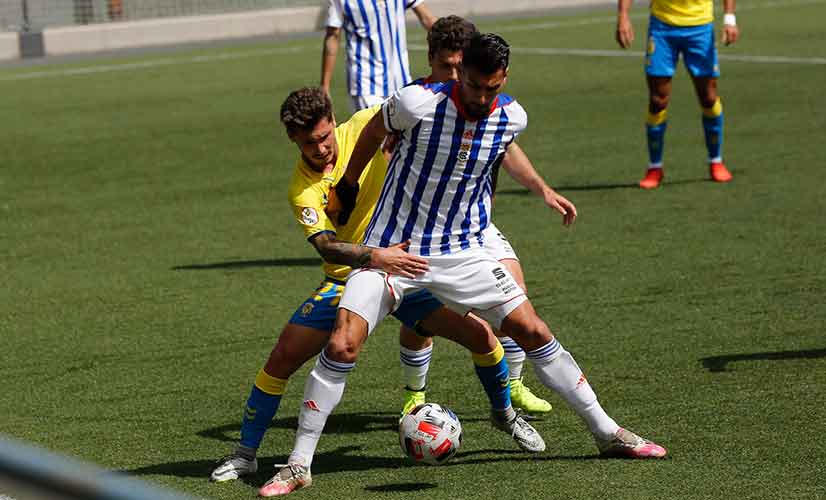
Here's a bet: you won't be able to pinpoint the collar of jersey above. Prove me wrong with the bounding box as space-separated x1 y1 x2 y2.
450 81 500 122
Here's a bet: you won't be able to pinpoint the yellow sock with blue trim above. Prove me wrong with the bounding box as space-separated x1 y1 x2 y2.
239 369 287 449
702 98 724 163
472 342 512 411
646 108 668 167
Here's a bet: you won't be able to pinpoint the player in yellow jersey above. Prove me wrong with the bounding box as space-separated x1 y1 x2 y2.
616 0 740 188
210 87 544 495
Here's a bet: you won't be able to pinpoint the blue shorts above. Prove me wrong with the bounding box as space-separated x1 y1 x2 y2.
646 16 719 78
289 279 443 331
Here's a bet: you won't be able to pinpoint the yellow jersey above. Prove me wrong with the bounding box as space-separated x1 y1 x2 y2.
651 0 713 26
287 105 388 281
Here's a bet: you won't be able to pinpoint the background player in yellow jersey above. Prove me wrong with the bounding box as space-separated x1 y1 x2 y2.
616 0 740 188
211 87 544 494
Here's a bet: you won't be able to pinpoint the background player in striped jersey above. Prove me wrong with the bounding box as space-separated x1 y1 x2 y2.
616 0 739 188
321 0 436 112
284 33 667 488
210 87 544 496
398 15 572 417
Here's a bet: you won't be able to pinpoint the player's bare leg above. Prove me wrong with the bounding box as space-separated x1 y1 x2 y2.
500 301 667 458
210 324 331 482
496 258 552 414
691 76 732 182
399 325 431 416
641 76 672 189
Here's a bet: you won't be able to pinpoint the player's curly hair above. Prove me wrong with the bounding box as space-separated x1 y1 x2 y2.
280 87 333 136
462 32 510 74
427 15 478 59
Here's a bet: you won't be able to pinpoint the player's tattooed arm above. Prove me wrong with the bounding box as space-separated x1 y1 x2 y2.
309 233 429 278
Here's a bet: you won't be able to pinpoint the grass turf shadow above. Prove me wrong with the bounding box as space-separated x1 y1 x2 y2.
172 257 321 270
700 348 826 372
197 413 494 443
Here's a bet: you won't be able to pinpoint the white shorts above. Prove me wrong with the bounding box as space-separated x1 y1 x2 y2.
350 94 387 112
339 247 528 334
483 222 519 262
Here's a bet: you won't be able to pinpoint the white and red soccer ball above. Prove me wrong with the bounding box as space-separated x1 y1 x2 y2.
399 403 463 465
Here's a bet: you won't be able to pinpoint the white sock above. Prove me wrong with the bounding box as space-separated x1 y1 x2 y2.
526 339 619 440
289 351 353 468
399 344 432 391
500 337 526 379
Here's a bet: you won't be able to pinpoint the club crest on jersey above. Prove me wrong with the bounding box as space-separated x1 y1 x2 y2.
301 207 319 225
462 130 474 140
457 142 472 163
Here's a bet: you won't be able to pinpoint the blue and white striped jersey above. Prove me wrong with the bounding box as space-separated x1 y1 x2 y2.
363 80 528 256
327 0 422 98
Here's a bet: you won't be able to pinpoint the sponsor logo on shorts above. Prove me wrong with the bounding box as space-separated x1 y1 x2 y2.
492 267 518 295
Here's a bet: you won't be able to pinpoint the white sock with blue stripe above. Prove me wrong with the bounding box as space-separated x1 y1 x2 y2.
500 336 526 379
400 344 432 391
527 338 619 440
289 351 354 468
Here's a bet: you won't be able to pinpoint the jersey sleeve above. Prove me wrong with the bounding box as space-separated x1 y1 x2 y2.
404 0 423 9
507 100 528 140
289 186 337 240
382 86 422 133
326 0 344 28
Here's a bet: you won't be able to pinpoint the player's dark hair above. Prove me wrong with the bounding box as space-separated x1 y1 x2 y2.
427 15 478 59
280 87 333 136
462 32 510 74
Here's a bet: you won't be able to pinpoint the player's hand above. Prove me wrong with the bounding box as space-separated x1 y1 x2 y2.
544 190 577 227
615 16 634 49
333 177 360 226
722 24 739 46
371 241 429 278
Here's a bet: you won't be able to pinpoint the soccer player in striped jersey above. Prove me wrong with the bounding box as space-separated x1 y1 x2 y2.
284 34 667 486
210 87 544 496
616 0 739 188
321 0 435 112
398 15 560 416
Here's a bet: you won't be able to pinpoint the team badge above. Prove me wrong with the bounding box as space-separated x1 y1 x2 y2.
301 207 319 225
300 302 314 317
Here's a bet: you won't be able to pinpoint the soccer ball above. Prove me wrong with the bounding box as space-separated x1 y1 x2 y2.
399 403 462 465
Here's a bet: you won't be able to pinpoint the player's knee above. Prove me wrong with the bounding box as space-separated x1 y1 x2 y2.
325 333 360 364
649 94 670 112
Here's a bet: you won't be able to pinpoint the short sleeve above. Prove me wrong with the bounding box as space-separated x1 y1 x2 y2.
291 202 337 240
404 0 423 9
382 86 421 133
326 0 344 28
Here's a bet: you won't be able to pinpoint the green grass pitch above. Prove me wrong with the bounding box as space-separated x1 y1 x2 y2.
1 2 825 499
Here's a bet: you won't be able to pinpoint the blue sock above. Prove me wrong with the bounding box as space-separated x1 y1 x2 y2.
239 370 287 449
702 98 724 162
646 108 668 167
472 342 511 411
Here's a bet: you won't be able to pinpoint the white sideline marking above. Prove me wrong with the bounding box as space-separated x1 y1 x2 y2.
1 0 824 82
409 44 826 65
0 46 303 81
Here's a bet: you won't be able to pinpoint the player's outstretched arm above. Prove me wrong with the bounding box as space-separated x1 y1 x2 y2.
411 3 436 31
320 27 341 95
615 0 634 49
310 233 429 277
502 143 577 227
721 0 739 45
